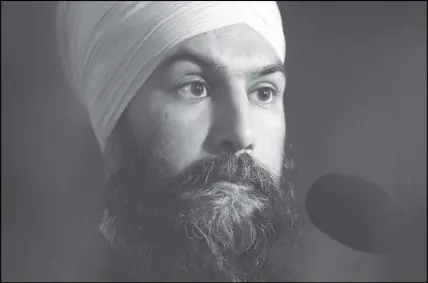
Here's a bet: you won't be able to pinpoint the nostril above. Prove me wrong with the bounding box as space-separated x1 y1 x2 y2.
219 141 254 154
245 144 254 151
220 141 236 153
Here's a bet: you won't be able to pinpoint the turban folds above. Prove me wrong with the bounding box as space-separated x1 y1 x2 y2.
56 1 286 150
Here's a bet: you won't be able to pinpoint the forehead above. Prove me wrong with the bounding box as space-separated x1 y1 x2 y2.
159 23 283 73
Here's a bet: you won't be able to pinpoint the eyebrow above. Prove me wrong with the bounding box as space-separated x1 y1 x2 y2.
160 49 286 79
252 63 286 79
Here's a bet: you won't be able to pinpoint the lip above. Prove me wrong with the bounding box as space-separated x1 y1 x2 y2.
212 180 252 191
180 170 251 188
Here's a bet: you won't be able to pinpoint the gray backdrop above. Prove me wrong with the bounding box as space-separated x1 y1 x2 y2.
1 1 426 281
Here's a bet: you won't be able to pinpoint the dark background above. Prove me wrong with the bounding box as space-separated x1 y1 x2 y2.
1 1 426 281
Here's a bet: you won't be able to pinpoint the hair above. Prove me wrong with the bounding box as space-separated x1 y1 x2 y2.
99 118 300 281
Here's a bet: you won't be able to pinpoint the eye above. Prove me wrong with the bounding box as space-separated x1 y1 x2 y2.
177 81 208 100
249 86 279 105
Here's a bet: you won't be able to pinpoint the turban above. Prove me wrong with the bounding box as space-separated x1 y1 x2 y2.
56 1 286 150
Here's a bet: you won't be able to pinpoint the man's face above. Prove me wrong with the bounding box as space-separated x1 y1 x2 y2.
103 23 294 281
122 23 286 178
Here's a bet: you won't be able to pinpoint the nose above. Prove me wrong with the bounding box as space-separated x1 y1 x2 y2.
211 89 255 154
216 126 254 154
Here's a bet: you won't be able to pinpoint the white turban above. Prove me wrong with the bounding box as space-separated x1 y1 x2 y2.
56 1 286 150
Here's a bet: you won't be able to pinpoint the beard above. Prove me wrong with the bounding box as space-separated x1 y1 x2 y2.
101 135 299 282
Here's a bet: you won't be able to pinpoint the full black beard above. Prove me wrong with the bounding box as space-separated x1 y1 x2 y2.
101 146 298 282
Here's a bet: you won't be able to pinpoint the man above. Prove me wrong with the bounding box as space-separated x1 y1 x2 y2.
57 1 298 281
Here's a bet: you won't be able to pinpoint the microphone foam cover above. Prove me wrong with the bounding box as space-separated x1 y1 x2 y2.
305 173 392 254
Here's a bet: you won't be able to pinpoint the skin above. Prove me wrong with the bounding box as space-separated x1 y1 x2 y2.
101 23 293 281
110 23 287 181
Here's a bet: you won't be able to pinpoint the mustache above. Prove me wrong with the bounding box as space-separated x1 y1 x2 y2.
171 152 283 197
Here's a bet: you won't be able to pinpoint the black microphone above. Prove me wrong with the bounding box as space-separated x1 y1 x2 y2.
305 173 394 254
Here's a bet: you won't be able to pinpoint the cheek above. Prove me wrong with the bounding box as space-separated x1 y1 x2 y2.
150 108 210 176
127 85 210 177
253 115 286 176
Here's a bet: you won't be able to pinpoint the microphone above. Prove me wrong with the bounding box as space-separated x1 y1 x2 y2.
305 173 394 254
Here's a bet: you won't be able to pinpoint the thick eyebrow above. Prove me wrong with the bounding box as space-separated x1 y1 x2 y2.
249 63 285 80
159 49 285 78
